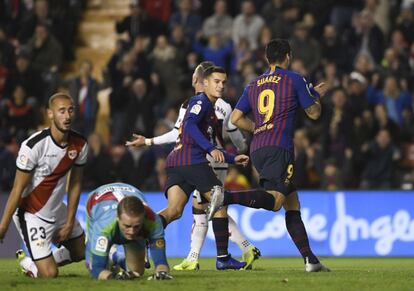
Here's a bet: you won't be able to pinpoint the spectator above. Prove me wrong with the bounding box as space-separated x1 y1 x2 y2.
370 75 412 126
126 78 158 138
193 34 233 68
290 22 321 76
168 0 202 42
116 0 155 42
142 157 167 191
66 60 101 137
232 0 264 50
360 129 400 189
0 85 37 144
0 27 15 70
202 0 233 44
320 24 349 72
5 52 44 106
83 132 113 190
26 23 63 76
372 104 400 142
349 9 385 64
150 35 181 106
269 4 300 40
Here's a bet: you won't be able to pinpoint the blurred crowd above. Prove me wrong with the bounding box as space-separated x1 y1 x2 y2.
1 0 414 192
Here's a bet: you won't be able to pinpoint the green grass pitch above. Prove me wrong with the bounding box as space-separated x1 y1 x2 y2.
1 257 413 291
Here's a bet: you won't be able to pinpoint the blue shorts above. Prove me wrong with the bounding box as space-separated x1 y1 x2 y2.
251 146 297 196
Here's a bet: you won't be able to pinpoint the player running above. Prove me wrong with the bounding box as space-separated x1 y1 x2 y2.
85 182 171 280
0 93 88 278
207 39 330 272
126 62 260 271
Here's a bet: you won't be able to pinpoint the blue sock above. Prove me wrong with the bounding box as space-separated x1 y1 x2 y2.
111 249 126 270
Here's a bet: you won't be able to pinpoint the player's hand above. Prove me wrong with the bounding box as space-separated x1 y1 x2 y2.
234 154 249 167
210 149 225 163
147 271 173 281
125 134 146 147
54 224 73 243
111 270 136 280
313 82 327 98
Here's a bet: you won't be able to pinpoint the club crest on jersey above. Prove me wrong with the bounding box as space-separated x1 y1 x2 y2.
190 104 202 115
68 149 78 160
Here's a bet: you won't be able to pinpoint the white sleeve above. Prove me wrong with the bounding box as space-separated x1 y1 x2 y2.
16 141 39 172
153 106 186 145
75 142 88 166
223 102 247 153
153 128 179 145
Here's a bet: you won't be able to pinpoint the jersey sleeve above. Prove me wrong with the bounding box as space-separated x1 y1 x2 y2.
293 74 318 109
75 142 88 166
174 105 187 129
89 228 111 278
223 102 247 153
184 98 216 153
235 85 252 114
147 214 168 268
16 141 39 172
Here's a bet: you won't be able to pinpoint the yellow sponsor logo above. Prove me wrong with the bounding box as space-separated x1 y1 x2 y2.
257 75 281 86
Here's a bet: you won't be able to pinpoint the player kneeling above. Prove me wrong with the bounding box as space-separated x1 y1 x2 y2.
85 183 172 280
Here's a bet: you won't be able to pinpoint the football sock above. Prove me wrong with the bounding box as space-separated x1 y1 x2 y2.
19 256 38 277
224 189 275 210
228 215 252 253
285 210 319 264
212 217 229 257
186 212 208 262
53 247 72 266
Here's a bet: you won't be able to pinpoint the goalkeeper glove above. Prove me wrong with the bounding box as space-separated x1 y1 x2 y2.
147 271 173 280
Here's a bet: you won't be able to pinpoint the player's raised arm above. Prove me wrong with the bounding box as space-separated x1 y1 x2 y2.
0 169 32 242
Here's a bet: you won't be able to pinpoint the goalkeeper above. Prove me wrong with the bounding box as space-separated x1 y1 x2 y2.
85 182 171 280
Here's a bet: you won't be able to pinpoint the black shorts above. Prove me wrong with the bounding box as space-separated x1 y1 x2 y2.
165 163 222 198
251 146 297 196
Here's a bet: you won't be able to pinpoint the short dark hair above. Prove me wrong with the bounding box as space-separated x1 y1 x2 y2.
117 196 145 217
203 65 226 78
265 38 291 64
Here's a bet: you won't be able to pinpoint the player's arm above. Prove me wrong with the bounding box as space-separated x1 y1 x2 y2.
231 109 255 133
0 169 32 241
56 142 88 242
147 215 172 280
56 165 84 242
295 74 326 120
182 98 237 164
223 102 247 152
231 86 255 133
126 106 186 147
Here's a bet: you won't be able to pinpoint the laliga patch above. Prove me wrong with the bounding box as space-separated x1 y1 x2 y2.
18 154 28 167
95 236 108 252
68 149 78 160
155 239 165 248
190 104 202 115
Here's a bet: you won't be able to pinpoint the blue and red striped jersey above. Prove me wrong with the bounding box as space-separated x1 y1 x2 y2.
166 93 235 167
235 67 318 153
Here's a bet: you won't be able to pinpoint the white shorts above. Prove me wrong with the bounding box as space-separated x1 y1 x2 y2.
13 203 84 261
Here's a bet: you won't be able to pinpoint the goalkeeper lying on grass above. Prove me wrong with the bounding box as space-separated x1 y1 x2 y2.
85 183 172 280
